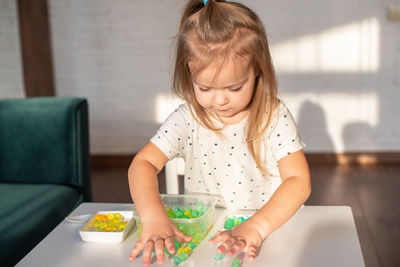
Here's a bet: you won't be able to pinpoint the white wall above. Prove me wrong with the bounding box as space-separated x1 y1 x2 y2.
48 0 184 154
249 0 400 153
0 0 24 98
1 0 399 154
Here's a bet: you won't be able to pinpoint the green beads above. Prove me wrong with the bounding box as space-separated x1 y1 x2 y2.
169 240 193 265
164 204 212 245
214 253 241 267
164 248 171 255
214 253 224 261
178 253 188 262
165 204 207 219
156 203 213 265
164 238 200 265
214 252 241 267
174 239 181 251
172 255 181 264
224 218 235 230
195 203 204 212
187 241 197 249
175 210 184 217
224 216 251 230
172 205 180 213
191 210 200 217
230 257 241 267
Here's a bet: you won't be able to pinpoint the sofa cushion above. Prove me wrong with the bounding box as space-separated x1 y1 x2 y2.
0 183 81 266
0 98 91 199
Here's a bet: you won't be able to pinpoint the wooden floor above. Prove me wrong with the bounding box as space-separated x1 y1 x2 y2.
91 163 400 267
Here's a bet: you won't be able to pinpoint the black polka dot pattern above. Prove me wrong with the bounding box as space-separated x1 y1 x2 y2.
149 102 305 209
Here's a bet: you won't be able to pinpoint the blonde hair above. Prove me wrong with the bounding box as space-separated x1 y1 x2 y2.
172 0 279 175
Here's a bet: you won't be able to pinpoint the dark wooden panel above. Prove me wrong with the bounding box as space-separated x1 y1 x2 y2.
91 152 400 168
91 166 166 203
91 154 135 168
17 0 55 97
305 152 400 165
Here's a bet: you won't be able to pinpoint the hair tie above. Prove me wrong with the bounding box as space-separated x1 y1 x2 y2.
203 0 208 6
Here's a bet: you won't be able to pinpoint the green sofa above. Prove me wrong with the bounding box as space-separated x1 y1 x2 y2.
0 97 91 266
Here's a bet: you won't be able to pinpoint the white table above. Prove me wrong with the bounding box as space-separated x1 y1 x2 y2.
17 203 365 267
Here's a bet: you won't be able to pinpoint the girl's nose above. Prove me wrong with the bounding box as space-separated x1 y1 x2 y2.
214 91 229 106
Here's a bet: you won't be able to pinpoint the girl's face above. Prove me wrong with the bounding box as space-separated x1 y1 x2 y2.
191 56 256 124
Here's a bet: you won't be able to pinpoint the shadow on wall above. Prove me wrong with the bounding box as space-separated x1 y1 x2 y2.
297 100 335 153
343 122 376 152
260 0 399 154
297 100 379 156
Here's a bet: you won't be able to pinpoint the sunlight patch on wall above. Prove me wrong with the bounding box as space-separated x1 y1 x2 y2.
155 93 184 124
283 92 379 152
272 17 380 73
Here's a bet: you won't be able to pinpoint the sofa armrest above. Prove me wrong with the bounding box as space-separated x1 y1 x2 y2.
0 97 91 201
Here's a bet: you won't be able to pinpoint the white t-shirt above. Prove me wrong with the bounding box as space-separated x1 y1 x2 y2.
151 101 305 210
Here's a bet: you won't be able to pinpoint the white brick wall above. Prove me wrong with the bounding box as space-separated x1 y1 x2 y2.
48 0 183 154
1 0 399 153
0 0 24 98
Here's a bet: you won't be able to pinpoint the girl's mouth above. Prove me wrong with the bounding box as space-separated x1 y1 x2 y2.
216 108 231 112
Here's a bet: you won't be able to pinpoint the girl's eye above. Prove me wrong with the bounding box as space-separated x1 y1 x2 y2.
230 86 243 91
199 87 210 91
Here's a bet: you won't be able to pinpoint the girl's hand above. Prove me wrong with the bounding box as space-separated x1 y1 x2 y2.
129 215 192 266
209 220 264 263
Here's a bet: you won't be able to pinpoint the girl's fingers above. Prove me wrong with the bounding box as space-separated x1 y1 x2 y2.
226 239 246 256
246 245 257 262
129 239 144 261
142 240 154 266
209 230 229 244
154 238 165 264
174 229 192 243
217 236 236 253
165 236 176 254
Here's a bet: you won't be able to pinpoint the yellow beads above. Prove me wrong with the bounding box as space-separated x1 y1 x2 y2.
91 213 127 232
176 244 192 255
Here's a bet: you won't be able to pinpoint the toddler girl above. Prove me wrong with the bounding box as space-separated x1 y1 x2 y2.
128 0 311 265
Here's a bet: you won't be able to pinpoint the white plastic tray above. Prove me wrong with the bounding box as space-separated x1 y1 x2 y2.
79 210 135 243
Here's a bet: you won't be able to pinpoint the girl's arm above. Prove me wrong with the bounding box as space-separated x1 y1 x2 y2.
128 142 191 266
250 149 311 239
210 150 311 262
128 142 168 224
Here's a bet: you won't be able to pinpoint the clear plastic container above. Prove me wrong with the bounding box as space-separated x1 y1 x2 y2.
133 194 216 244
